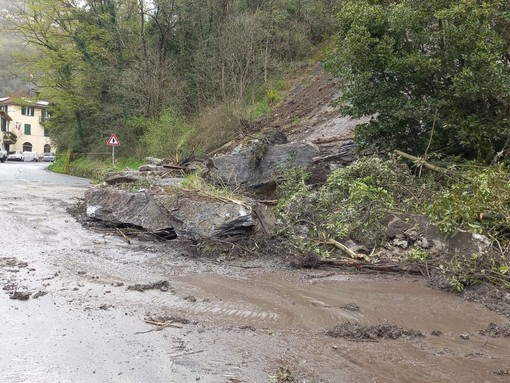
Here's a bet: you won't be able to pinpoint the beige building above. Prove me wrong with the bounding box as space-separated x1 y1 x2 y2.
0 94 53 156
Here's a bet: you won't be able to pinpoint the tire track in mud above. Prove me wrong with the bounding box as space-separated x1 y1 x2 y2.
166 273 368 330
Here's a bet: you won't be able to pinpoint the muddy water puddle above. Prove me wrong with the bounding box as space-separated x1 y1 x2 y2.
1 173 509 382
165 270 510 382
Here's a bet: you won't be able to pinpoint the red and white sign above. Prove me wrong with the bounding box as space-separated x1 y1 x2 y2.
107 133 121 146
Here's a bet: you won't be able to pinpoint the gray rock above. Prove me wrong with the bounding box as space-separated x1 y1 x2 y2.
145 156 163 166
138 164 163 172
416 236 431 249
448 232 492 256
212 141 320 189
154 178 184 187
104 171 142 185
392 237 409 249
383 213 497 258
85 186 274 239
383 213 453 255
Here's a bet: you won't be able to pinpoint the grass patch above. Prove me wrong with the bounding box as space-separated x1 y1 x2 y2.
248 79 288 120
50 154 145 182
176 173 245 204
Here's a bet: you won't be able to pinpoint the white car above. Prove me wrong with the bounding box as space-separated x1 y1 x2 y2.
7 150 24 161
23 151 39 162
42 152 55 162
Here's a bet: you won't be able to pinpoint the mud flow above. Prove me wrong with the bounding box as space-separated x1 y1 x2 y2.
1 166 509 382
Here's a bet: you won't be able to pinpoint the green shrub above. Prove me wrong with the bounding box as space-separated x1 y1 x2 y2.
427 165 510 234
276 157 419 256
136 110 194 161
249 80 287 120
190 102 248 154
277 157 510 255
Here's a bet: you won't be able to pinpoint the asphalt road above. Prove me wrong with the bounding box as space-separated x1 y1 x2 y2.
0 163 197 382
0 161 89 186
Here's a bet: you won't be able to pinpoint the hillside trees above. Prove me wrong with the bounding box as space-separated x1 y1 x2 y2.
329 0 510 162
5 0 341 155
9 0 141 153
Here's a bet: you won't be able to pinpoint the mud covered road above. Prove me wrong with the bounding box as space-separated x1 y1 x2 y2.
1 162 509 382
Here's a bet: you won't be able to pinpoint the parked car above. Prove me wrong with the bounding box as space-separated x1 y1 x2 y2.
42 152 55 162
7 150 24 161
23 151 39 162
0 147 6 162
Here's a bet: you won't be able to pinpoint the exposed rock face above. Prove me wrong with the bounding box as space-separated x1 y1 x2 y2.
212 141 320 189
85 186 274 239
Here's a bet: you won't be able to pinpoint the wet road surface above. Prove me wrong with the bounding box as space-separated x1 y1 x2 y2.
1 162 509 382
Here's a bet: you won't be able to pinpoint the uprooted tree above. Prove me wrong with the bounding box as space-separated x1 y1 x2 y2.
328 0 510 163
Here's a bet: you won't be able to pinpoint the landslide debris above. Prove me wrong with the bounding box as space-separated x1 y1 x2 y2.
480 323 510 337
75 63 510 320
127 280 171 292
326 322 424 342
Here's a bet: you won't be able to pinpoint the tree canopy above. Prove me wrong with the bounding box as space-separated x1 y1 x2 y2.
4 0 341 155
329 0 510 162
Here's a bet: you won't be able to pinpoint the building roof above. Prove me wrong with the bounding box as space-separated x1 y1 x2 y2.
0 91 49 107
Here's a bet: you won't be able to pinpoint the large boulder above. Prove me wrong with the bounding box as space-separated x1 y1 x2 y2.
211 141 320 190
85 186 274 239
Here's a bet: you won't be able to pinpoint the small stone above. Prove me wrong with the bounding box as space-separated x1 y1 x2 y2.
10 291 30 300
460 333 470 340
183 295 197 302
33 291 48 299
340 303 360 312
392 237 409 249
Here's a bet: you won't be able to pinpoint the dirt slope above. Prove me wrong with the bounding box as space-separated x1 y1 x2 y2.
253 63 369 150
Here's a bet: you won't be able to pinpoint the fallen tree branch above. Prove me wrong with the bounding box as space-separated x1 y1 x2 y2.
144 319 183 329
323 238 370 262
394 150 454 176
312 134 354 145
317 257 424 275
116 228 131 244
479 212 507 221
256 199 278 205
162 164 187 171
207 140 235 156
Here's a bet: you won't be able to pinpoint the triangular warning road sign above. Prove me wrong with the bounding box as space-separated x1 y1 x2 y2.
107 133 121 146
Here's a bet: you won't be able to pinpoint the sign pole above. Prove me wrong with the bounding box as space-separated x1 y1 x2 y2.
107 133 121 167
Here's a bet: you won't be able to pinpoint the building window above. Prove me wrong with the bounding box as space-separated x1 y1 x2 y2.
21 107 35 116
24 124 31 135
23 142 32 152
40 109 49 122
44 144 51 153
1 118 6 132
44 128 50 137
